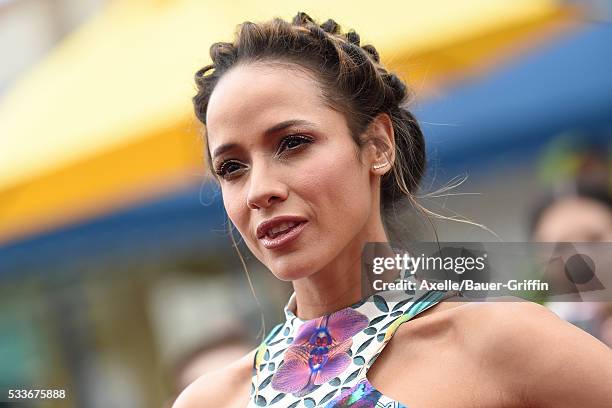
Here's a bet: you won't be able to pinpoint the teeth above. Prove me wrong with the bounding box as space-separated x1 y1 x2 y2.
266 221 298 238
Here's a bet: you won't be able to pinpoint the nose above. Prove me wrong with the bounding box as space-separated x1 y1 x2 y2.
246 162 289 210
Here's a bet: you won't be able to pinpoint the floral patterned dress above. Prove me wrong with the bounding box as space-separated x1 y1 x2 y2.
248 280 460 407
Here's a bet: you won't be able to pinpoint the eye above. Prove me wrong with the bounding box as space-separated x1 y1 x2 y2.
277 134 313 154
215 160 246 180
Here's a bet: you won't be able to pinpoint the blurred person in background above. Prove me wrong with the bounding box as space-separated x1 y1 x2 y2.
531 183 612 243
164 331 254 407
174 12 612 408
172 331 254 393
530 180 612 346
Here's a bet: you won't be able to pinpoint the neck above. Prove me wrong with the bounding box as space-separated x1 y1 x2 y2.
290 218 394 320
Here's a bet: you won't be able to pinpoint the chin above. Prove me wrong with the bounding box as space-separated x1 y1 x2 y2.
267 255 319 282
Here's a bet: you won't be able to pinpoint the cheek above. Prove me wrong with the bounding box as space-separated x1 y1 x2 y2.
298 146 371 227
222 188 249 234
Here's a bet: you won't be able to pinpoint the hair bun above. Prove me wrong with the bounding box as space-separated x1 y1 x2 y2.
209 41 237 66
320 18 340 34
292 12 315 26
385 73 407 104
361 44 380 63
345 30 360 46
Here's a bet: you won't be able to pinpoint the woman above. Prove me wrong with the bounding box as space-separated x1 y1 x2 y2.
174 13 612 407
531 183 612 344
531 183 612 243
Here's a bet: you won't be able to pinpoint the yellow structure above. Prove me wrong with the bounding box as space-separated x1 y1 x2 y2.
0 0 579 244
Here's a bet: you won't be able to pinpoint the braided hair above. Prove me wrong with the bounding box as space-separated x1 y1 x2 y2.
193 12 426 212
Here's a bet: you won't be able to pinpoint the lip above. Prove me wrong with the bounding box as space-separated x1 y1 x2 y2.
256 216 308 250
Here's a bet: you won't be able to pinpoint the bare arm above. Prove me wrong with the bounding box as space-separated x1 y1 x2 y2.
476 301 612 408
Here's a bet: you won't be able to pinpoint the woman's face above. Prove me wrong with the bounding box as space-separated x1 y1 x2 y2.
534 196 612 242
205 63 381 280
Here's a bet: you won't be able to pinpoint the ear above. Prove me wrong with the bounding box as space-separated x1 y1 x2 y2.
365 113 395 175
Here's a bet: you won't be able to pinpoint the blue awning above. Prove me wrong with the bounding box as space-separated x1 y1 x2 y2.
417 22 612 175
0 184 226 279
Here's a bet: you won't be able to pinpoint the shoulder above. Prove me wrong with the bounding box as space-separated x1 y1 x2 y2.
457 297 603 356
459 297 612 407
456 297 564 358
172 348 256 408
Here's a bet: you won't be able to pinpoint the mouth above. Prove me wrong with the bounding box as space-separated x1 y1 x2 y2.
257 217 308 250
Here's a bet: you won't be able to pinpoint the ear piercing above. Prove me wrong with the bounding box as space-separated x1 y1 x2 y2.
372 162 388 170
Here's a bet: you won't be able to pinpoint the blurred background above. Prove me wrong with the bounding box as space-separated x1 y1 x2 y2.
0 0 611 407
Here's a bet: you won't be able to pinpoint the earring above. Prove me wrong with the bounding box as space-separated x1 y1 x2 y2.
372 162 388 170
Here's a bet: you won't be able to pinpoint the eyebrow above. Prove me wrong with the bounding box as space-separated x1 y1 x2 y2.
211 119 316 159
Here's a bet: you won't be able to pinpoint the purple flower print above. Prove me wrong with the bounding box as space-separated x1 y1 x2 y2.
271 307 369 396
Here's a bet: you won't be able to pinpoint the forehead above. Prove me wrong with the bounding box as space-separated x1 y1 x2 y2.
206 63 328 145
537 197 612 240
